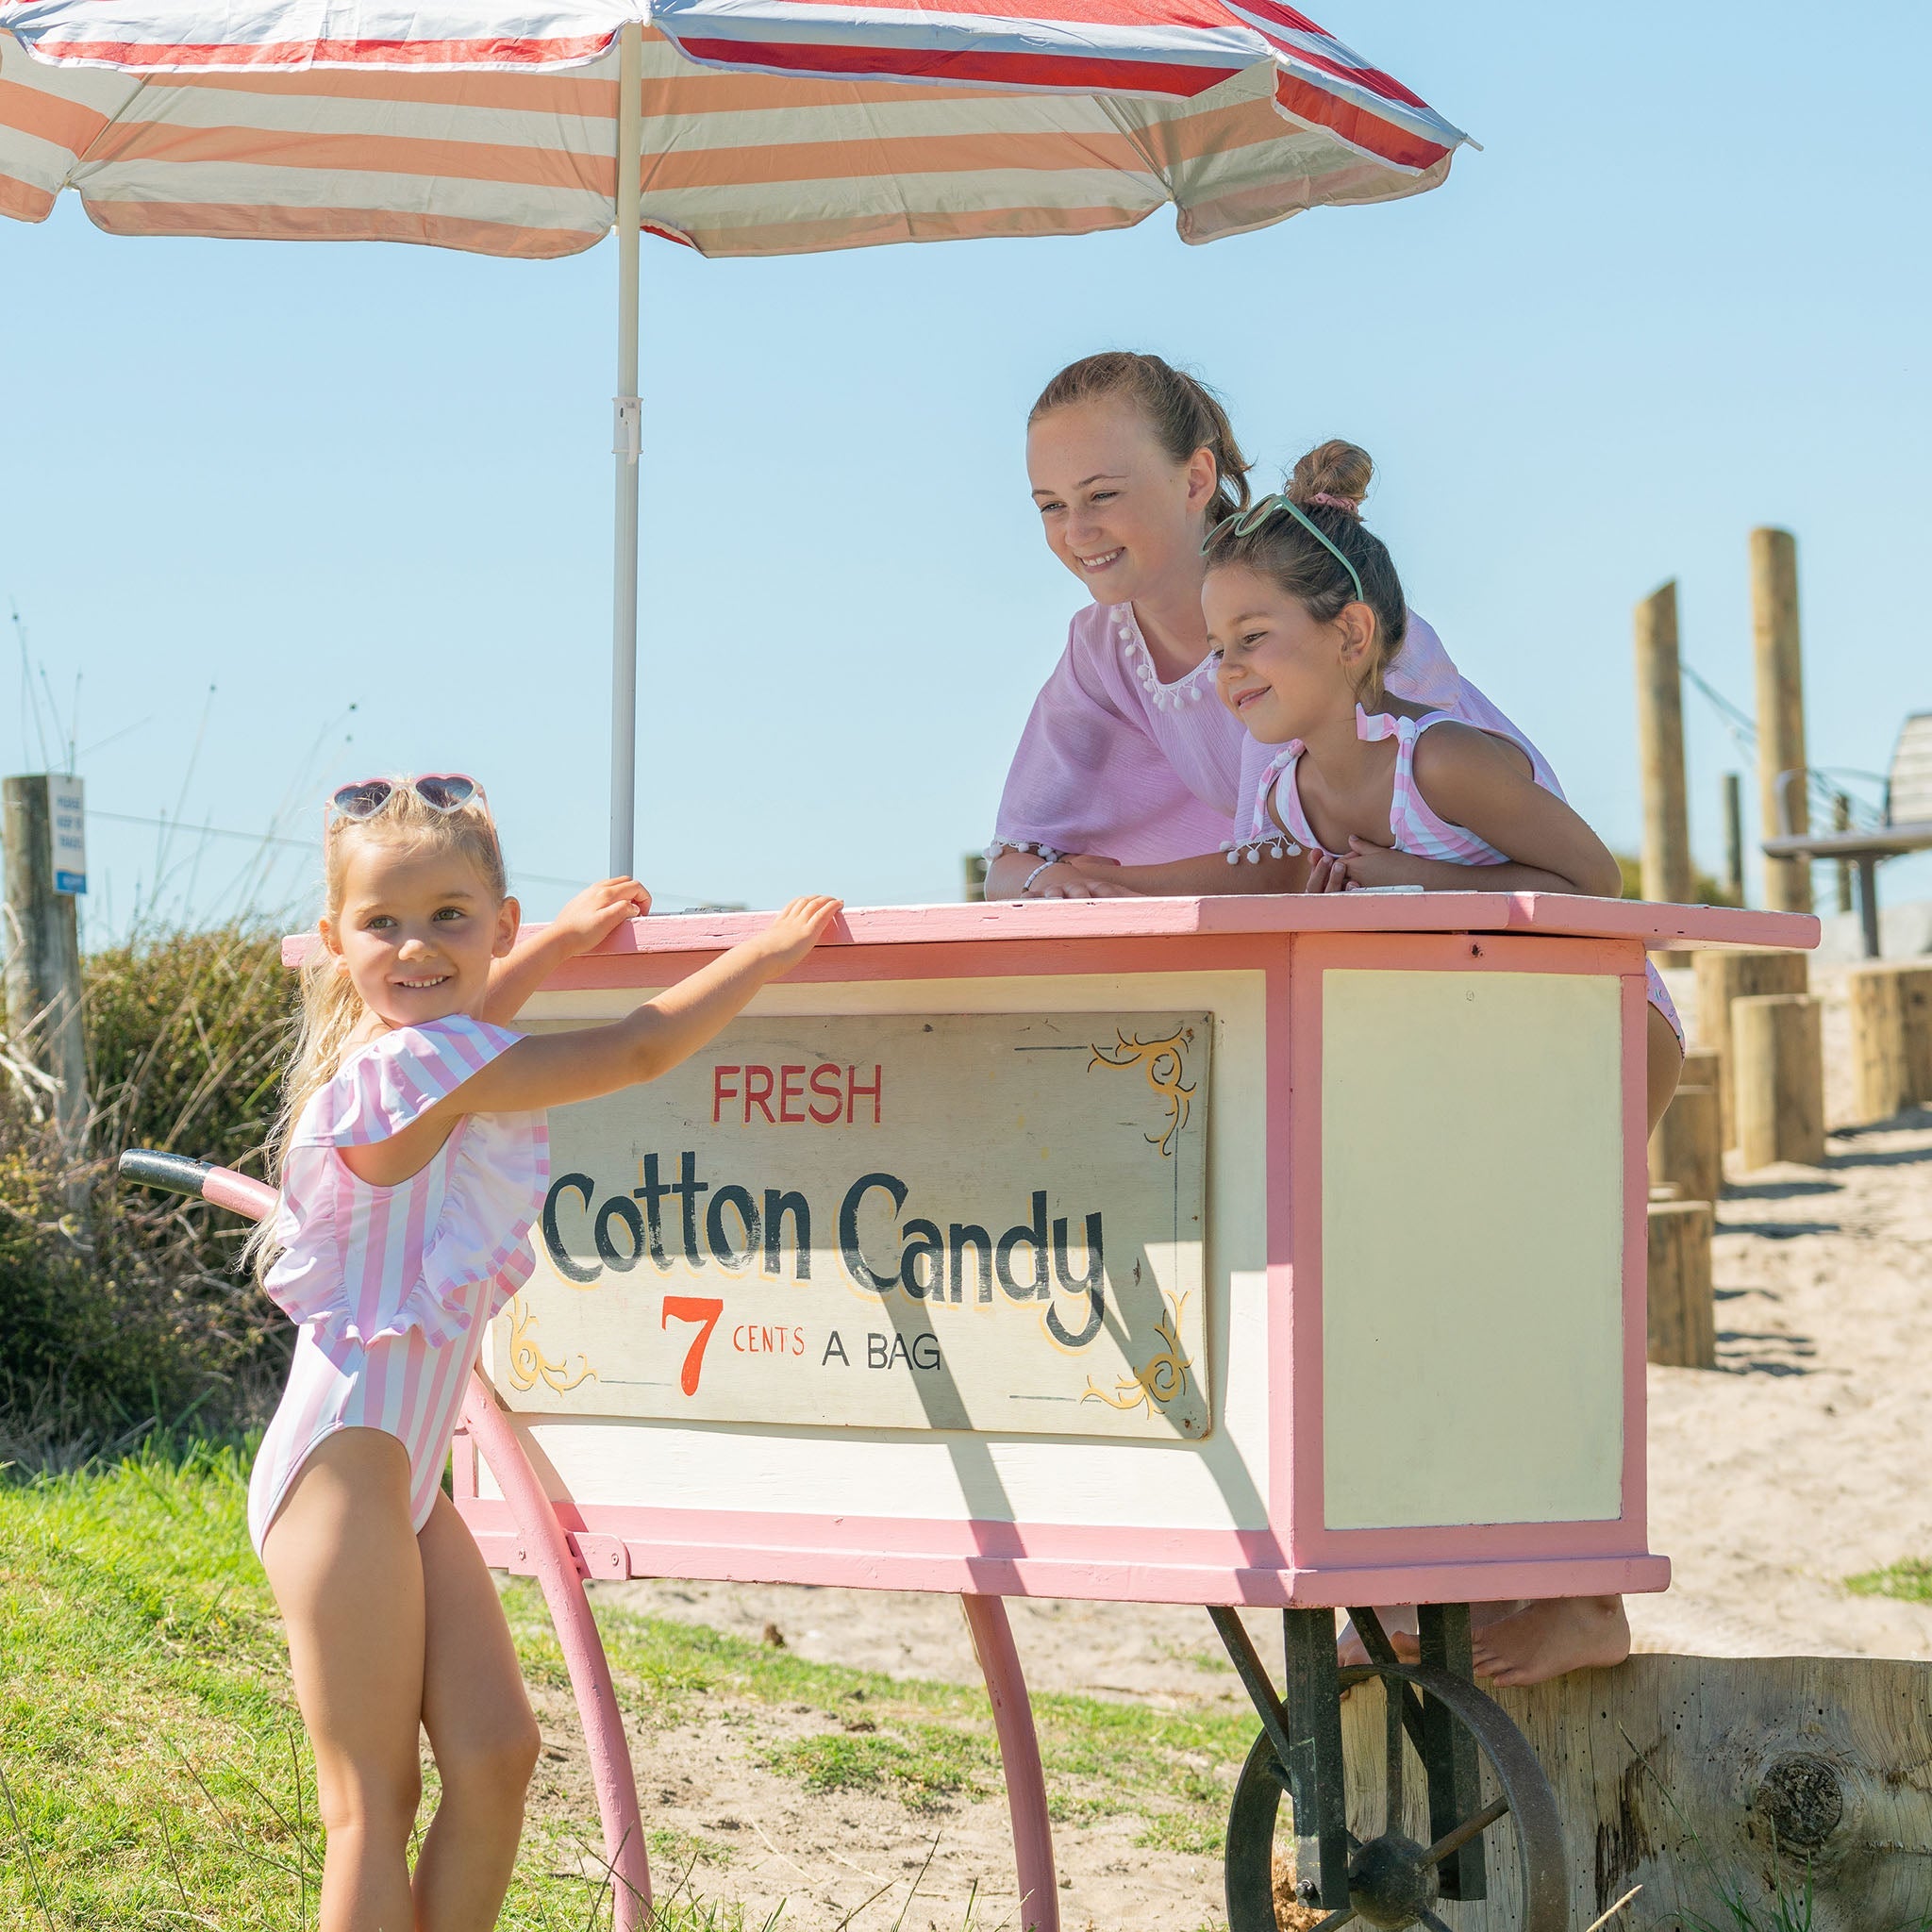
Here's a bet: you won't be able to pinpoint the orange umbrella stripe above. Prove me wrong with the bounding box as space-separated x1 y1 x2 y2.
671 197 1150 253
82 193 597 253
82 115 614 191
0 74 111 155
0 166 53 216
76 114 1214 192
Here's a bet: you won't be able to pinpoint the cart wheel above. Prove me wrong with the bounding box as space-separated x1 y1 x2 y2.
1224 1661 1567 1932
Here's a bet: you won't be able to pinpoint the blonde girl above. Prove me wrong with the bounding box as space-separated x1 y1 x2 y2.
1199 443 1684 1687
247 773 839 1931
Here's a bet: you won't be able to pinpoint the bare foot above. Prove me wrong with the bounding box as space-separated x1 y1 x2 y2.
1337 1610 1419 1670
1468 1595 1630 1688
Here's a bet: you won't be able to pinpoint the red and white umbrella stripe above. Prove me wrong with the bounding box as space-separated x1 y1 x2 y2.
1 0 1464 256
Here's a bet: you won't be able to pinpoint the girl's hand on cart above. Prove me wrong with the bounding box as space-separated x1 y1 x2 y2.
1037 856 1137 899
483 876 651 1023
1304 852 1355 893
1338 838 1431 891
553 876 652 951
757 894 845 970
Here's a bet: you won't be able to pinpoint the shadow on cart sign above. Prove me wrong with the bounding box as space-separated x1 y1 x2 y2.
492 1010 1213 1438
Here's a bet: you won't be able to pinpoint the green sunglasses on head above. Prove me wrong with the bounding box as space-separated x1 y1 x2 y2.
1203 492 1366 606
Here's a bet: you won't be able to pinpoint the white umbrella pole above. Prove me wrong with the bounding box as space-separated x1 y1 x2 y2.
608 19 643 878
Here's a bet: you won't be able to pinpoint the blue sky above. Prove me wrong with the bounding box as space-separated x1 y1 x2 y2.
4 1 1928 936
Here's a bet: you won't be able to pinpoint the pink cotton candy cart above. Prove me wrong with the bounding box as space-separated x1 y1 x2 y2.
123 890 1814 1932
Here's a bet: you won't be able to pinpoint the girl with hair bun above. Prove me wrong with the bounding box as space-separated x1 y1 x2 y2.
1201 434 1683 1091
984 354 1545 903
1201 440 1686 1687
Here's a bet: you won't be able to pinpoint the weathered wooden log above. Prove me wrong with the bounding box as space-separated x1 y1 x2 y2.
1635 581 1692 968
1732 993 1825 1171
1752 526 1810 915
1680 1045 1720 1091
1904 963 1932 1105
1650 1082 1722 1209
1846 959 1932 1108
1337 1654 1932 1931
1693 950 1807 1148
1646 1199 1715 1368
1849 964 1912 1124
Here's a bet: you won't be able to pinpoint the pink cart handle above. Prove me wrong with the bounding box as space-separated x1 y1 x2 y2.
458 1373 651 1922
963 1594 1060 1932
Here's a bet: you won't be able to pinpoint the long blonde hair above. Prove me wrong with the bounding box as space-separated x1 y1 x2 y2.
246 781 507 1272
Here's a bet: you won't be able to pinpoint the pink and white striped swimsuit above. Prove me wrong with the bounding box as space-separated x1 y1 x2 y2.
1264 707 1684 1044
246 1015 549 1558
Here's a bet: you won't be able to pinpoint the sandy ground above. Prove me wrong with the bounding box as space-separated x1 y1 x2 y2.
1636 960 1932 1660
522 959 1932 1928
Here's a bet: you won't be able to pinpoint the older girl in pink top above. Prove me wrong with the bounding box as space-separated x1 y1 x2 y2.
985 351 1549 900
247 773 839 1932
1200 440 1685 1688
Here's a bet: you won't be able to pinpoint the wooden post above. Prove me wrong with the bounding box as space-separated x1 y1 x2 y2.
1633 581 1692 965
1692 950 1808 1148
1847 961 1932 1120
1649 1081 1721 1208
1751 526 1810 915
1722 771 1744 905
1849 965 1908 1123
2 774 90 1166
1732 992 1825 1170
1901 964 1932 1104
1341 1655 1932 1927
1832 792 1854 915
1646 1199 1715 1368
1681 1045 1720 1093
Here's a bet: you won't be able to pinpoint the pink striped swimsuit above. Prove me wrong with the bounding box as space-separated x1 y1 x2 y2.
1263 707 1684 1044
246 1015 549 1558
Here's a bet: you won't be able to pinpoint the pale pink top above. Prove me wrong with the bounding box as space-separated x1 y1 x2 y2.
246 1014 548 1556
1266 707 1541 862
1263 706 1684 1043
990 600 1545 864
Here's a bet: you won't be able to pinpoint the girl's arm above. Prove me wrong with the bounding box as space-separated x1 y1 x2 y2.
339 897 842 1185
1331 726 1622 897
985 848 1076 898
467 895 844 1111
1037 850 1309 898
482 876 651 1024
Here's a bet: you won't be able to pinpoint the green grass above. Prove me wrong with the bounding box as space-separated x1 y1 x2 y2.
1 1434 1247 1928
1844 1558 1932 1601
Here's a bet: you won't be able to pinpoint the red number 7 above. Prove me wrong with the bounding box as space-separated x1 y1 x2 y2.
661 1296 724 1396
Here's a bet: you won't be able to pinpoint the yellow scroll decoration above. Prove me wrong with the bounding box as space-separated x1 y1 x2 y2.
503 1296 597 1396
1088 1025 1195 1156
1083 1291 1192 1415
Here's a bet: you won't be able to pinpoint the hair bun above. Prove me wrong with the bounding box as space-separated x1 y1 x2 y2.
1289 439 1374 511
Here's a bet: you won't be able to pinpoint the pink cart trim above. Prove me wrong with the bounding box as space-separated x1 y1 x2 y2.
281 891 1818 973
1281 932 1660 1578
962 1596 1060 1932
458 1372 652 1924
202 1165 277 1220
451 1480 1670 1600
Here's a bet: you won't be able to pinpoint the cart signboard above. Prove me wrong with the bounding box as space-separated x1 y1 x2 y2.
487 1010 1212 1439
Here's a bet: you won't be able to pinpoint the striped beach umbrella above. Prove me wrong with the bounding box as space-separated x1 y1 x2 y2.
0 0 1468 866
